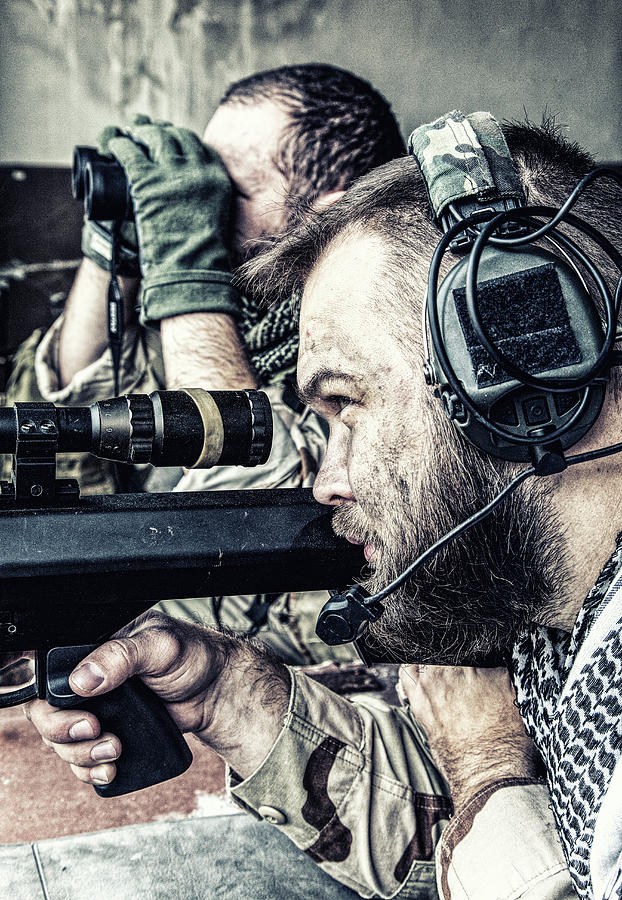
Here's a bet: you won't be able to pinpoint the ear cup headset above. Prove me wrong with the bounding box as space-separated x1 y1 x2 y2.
315 110 622 662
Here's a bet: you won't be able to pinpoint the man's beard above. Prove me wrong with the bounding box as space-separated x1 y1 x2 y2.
331 426 568 665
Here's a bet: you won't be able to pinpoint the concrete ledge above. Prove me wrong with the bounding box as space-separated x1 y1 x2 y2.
0 813 360 900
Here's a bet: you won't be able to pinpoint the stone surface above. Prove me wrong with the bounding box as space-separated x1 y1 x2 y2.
0 813 359 900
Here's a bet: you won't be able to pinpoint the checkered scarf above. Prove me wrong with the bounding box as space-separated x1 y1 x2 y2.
239 294 299 382
510 532 622 898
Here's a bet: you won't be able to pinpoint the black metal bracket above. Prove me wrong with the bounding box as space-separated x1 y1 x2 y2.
8 402 79 505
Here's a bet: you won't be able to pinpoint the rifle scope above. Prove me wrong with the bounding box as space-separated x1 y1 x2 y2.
0 389 272 468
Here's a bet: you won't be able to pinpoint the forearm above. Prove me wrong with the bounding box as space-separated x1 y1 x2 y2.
398 666 573 897
193 631 290 778
59 258 139 387
160 312 258 390
440 738 541 809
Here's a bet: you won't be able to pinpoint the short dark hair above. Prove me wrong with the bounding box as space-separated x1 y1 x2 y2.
240 116 621 335
222 63 406 203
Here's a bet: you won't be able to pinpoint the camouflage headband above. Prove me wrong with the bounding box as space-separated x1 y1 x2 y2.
407 110 525 221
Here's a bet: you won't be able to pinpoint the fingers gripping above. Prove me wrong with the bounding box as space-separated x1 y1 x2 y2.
23 699 121 785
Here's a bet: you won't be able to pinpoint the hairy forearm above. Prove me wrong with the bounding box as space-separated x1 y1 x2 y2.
192 632 290 778
160 313 258 390
399 665 540 811
58 258 139 387
441 738 541 809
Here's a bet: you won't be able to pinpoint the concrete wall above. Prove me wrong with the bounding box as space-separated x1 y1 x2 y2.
1 0 620 164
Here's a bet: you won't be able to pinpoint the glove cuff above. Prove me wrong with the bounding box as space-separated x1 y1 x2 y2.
140 270 241 323
81 221 140 277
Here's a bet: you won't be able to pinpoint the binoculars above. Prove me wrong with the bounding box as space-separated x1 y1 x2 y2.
72 145 132 221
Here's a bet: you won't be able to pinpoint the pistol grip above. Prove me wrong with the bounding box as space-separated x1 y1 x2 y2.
46 645 193 797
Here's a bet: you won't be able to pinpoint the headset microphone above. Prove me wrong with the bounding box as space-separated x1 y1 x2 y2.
316 111 622 662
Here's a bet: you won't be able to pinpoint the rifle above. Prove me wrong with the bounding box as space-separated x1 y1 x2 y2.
0 390 364 796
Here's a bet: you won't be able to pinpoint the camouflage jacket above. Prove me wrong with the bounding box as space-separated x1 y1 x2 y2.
34 318 574 899
229 669 575 899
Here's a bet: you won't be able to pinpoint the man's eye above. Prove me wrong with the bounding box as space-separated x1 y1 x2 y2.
330 395 353 413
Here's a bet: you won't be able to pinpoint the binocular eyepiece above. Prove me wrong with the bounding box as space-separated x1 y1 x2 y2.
72 146 132 221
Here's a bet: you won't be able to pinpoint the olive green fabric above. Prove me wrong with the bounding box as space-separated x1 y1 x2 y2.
81 219 140 277
107 121 240 323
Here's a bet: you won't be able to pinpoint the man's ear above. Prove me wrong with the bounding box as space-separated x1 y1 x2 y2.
314 190 345 211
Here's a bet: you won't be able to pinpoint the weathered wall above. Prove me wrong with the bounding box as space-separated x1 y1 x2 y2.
0 0 620 164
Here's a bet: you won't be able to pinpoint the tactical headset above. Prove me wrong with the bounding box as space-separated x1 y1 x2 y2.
315 110 622 662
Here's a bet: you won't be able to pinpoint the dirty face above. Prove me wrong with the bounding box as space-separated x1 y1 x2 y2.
297 230 426 563
298 228 563 662
203 98 291 264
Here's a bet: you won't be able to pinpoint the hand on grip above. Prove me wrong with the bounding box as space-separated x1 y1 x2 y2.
46 645 192 797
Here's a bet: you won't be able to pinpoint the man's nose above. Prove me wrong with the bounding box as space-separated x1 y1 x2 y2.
313 449 355 507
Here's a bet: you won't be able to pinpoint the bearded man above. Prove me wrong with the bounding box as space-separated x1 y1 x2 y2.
21 112 614 899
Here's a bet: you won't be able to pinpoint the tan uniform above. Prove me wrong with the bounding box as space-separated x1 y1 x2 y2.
228 671 573 899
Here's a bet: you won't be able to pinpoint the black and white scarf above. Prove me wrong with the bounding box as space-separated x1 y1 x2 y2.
511 532 622 899
239 294 299 383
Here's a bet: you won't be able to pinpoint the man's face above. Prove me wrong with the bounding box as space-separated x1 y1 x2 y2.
298 229 563 663
203 98 291 264
298 230 425 558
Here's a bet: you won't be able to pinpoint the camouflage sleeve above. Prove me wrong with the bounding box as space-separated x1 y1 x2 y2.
436 779 574 899
229 669 452 899
33 315 161 405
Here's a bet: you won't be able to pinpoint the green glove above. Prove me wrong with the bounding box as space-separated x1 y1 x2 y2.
80 123 142 277
107 121 239 324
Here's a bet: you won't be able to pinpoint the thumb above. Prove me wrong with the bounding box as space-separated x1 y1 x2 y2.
69 612 192 697
69 625 180 696
68 638 140 696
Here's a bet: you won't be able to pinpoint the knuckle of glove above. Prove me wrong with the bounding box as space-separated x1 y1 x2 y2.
131 113 153 127
97 125 124 156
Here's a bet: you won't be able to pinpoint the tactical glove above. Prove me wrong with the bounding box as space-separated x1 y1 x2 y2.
80 124 141 277
107 121 240 324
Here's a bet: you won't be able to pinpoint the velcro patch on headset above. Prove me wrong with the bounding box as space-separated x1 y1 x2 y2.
453 264 583 387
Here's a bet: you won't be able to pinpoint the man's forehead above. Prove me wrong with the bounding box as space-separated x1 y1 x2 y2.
203 99 289 168
297 231 397 390
299 230 387 333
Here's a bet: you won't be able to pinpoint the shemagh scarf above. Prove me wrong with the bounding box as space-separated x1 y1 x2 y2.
510 532 622 899
238 293 299 383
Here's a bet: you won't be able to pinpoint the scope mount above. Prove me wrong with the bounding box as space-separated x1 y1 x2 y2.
3 402 79 507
